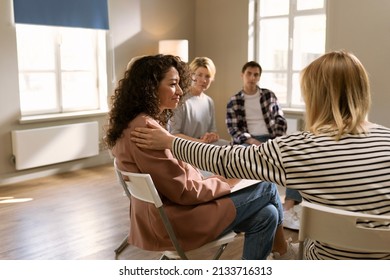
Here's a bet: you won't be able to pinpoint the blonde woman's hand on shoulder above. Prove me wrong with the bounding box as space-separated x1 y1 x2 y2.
131 121 175 150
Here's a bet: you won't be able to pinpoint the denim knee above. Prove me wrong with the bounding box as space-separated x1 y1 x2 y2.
241 204 279 260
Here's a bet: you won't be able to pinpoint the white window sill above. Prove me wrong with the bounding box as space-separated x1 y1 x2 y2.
283 108 305 116
19 109 108 124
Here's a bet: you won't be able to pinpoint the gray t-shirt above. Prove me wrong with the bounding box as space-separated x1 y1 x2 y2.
168 92 217 138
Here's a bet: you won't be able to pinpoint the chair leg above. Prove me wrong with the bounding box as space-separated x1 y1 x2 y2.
212 243 228 260
115 234 129 258
298 241 304 260
159 254 170 260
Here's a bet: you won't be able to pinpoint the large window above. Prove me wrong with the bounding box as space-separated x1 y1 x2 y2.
251 0 327 108
15 24 108 116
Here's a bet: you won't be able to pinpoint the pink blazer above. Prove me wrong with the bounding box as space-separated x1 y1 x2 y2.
112 114 236 251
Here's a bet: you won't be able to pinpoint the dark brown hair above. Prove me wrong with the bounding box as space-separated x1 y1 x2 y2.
241 61 262 74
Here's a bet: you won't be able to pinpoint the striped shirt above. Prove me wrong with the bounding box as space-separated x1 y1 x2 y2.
172 122 390 259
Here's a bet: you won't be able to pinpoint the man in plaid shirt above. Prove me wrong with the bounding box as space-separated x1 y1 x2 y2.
226 61 287 145
225 61 302 231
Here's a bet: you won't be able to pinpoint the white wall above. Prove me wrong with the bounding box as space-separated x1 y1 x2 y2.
194 0 249 140
326 0 390 128
109 0 196 83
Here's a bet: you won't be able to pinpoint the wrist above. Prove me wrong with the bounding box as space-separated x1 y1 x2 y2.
169 136 176 149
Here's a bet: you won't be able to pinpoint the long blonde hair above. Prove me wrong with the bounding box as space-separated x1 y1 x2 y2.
301 50 371 140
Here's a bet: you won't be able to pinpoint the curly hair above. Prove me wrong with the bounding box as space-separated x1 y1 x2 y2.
105 54 191 148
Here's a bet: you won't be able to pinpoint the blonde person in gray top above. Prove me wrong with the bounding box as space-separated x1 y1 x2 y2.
131 50 390 259
168 57 230 146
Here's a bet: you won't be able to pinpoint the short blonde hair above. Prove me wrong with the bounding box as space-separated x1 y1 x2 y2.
126 55 146 70
189 57 216 80
300 50 371 140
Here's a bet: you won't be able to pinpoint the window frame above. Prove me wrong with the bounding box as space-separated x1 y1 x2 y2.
15 24 108 121
250 0 327 109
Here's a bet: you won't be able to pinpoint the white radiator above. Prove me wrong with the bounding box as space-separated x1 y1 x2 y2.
12 122 99 170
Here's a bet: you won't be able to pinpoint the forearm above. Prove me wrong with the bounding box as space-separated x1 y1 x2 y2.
227 123 249 144
164 135 176 150
173 133 204 143
172 137 229 178
245 137 262 145
200 132 219 143
171 137 286 186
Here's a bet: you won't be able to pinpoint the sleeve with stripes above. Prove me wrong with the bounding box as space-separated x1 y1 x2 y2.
172 137 287 186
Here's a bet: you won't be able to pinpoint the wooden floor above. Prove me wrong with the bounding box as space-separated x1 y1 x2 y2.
0 164 297 260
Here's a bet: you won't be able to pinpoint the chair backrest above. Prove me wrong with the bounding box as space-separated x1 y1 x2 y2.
113 158 131 199
299 200 390 254
121 171 164 208
113 158 163 208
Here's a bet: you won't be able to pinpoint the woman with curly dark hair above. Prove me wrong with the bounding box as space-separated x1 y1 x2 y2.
105 54 296 259
105 54 191 148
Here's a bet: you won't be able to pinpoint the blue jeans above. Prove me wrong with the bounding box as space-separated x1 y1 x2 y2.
219 182 283 260
285 188 302 203
241 134 271 146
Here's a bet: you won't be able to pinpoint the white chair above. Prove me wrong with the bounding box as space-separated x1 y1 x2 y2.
113 159 132 257
113 158 237 260
298 200 390 259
